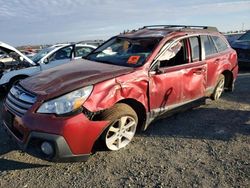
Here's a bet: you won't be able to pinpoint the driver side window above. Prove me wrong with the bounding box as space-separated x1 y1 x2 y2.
159 39 188 68
75 47 93 57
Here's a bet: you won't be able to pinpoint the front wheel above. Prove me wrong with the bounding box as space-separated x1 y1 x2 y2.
100 103 138 151
211 74 225 100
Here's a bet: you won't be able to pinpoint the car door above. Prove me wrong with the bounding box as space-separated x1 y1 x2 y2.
149 39 188 114
200 35 220 91
149 37 206 115
181 36 207 102
41 45 73 70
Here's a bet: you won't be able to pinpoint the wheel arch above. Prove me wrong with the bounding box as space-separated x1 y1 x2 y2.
93 98 147 132
221 70 234 91
9 74 29 85
117 98 147 132
91 99 147 152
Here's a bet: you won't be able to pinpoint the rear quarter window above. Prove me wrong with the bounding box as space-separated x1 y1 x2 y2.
211 36 229 52
201 35 217 58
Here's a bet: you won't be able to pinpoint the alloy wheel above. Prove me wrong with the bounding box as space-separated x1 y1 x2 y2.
105 115 137 151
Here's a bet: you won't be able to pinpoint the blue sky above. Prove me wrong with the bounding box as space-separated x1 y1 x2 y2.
0 0 250 46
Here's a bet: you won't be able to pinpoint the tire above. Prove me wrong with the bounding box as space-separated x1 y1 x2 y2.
211 74 225 100
99 103 138 151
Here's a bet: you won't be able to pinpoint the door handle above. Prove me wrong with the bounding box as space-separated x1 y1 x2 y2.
214 59 220 63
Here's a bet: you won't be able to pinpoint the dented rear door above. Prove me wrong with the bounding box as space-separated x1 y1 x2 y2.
181 61 207 102
181 36 207 102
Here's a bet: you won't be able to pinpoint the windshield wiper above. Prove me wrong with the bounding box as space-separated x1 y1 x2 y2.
95 60 115 65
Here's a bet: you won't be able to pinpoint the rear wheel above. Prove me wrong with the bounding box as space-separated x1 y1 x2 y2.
211 74 225 100
100 103 138 151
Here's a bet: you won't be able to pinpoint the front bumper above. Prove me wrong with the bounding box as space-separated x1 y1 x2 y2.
2 123 90 162
2 103 109 162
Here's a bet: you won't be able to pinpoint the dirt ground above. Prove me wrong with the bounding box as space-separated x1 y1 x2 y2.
0 72 249 188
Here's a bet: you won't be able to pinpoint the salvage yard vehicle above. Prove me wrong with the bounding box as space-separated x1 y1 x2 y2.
2 25 238 162
231 30 250 68
0 42 96 90
0 51 7 59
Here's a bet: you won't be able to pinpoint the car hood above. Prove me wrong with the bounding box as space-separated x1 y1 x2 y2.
0 41 36 65
20 59 134 98
231 40 250 50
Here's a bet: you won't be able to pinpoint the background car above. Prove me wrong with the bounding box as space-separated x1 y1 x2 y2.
20 50 37 58
224 33 243 45
231 30 250 68
0 42 96 89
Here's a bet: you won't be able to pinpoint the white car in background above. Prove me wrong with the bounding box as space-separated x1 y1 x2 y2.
0 42 96 89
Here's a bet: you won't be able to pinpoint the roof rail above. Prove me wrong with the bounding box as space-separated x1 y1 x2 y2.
143 25 218 32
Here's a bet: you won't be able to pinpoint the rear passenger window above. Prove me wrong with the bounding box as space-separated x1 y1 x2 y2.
50 46 73 62
189 37 200 62
201 35 217 58
211 36 229 52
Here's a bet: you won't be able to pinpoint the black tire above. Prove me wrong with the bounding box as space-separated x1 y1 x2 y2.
99 103 138 151
211 74 225 100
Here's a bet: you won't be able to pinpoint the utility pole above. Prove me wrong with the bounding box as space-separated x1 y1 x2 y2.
241 22 245 32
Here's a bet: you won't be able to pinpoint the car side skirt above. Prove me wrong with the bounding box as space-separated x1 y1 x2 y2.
143 97 206 130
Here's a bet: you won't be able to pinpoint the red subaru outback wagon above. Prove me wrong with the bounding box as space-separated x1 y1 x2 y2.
2 25 238 162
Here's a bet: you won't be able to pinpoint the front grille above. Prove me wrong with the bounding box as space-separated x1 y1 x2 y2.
5 85 37 116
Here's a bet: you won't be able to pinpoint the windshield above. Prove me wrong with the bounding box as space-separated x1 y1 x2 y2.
86 37 162 67
239 31 250 41
31 47 56 63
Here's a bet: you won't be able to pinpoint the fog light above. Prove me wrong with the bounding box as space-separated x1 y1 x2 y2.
41 141 54 156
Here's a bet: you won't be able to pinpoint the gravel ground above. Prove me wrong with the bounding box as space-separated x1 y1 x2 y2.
0 73 249 188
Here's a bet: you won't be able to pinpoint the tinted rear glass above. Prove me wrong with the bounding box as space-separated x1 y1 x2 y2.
201 35 217 57
211 36 229 52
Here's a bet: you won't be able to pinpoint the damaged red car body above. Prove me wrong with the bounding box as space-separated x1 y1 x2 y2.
2 25 238 162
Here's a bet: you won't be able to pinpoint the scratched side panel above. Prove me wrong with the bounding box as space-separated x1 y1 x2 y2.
149 69 182 110
182 63 207 101
206 49 237 89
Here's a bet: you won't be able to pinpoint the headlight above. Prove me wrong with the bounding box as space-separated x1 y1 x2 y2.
37 85 93 115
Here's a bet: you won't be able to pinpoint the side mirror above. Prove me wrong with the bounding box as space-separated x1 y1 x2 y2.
43 58 50 64
150 61 163 75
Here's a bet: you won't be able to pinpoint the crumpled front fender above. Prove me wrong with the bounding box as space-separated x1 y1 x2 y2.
84 71 149 112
